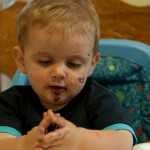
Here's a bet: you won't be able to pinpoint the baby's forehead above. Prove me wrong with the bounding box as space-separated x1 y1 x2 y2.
28 22 94 41
27 25 95 54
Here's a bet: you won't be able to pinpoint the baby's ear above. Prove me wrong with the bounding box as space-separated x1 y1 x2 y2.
12 46 26 74
88 52 100 76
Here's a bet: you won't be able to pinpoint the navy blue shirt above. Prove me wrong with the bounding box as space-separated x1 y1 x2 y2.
0 80 137 143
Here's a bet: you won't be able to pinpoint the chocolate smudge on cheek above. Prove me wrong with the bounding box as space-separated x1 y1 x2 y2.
78 77 85 84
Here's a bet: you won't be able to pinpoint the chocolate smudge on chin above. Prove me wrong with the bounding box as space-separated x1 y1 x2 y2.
54 92 61 101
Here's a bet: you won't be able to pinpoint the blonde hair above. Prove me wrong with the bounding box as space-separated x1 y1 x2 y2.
16 0 100 54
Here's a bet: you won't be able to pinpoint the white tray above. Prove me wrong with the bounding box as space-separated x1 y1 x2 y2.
133 143 150 150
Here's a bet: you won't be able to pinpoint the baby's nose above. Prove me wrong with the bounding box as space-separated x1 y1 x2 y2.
51 64 67 79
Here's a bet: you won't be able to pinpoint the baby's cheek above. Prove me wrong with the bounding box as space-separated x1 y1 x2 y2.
69 72 87 86
78 76 86 84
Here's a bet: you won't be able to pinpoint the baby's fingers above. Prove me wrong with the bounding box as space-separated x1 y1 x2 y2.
39 116 52 132
47 109 61 118
50 116 66 128
40 127 67 148
47 127 67 140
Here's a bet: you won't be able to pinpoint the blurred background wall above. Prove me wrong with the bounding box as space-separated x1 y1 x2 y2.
92 0 150 45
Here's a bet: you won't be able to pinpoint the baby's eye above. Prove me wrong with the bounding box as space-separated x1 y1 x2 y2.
38 60 52 65
68 62 81 68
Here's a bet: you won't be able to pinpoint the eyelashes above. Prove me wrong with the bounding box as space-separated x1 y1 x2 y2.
38 60 82 69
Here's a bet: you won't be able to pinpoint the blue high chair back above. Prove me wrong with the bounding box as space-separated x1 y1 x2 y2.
12 39 150 143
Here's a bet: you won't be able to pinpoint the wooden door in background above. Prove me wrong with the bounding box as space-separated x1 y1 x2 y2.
92 0 150 45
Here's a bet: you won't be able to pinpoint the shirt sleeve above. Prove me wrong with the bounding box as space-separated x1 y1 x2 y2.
103 123 138 145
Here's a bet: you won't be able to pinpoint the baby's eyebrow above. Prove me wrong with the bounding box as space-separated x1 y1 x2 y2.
32 52 50 57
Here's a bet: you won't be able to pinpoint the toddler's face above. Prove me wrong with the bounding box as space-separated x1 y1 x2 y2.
22 26 99 110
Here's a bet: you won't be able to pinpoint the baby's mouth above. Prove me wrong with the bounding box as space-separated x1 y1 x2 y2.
49 85 66 93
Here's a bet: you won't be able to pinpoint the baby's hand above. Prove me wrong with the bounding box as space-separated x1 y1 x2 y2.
43 109 61 132
42 109 81 150
24 116 52 150
33 109 66 149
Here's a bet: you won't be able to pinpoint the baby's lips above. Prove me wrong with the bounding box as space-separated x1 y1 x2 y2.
49 86 66 93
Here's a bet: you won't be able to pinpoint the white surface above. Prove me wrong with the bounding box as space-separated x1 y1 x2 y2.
133 143 150 150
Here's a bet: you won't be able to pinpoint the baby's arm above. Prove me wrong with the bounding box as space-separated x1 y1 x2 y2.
0 109 133 150
0 130 38 150
78 128 133 150
0 112 65 150
0 123 45 150
48 123 133 150
38 110 133 150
